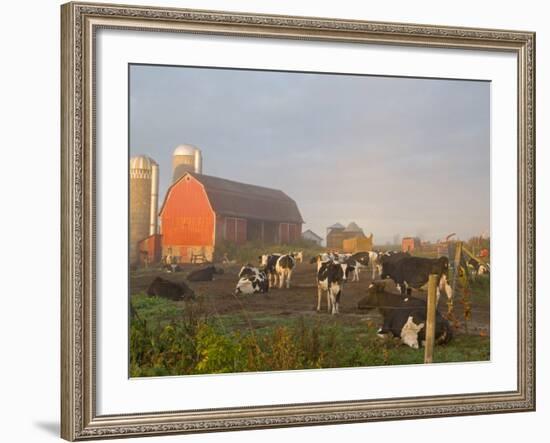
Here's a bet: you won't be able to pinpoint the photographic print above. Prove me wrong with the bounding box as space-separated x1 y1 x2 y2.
128 64 491 377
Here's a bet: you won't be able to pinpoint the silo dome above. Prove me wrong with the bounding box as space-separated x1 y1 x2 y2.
172 143 202 181
173 144 199 156
130 155 156 170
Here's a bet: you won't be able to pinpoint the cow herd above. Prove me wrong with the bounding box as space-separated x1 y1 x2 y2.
143 249 488 350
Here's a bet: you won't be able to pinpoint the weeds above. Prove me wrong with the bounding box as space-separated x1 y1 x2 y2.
130 296 490 377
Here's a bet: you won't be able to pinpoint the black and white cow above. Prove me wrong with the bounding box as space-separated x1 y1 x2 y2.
367 251 385 279
344 252 370 282
380 255 452 302
235 266 269 295
259 254 281 288
186 266 224 282
276 254 296 288
467 258 490 277
358 282 452 348
311 255 345 314
146 277 195 301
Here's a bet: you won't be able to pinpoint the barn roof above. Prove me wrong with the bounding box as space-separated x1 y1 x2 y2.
160 172 304 224
302 229 323 241
344 222 364 233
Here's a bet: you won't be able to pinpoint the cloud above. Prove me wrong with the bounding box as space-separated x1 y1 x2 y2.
130 65 490 243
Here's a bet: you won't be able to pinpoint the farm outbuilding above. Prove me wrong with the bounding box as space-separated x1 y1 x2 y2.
302 229 323 246
327 221 370 251
402 236 421 252
159 172 304 263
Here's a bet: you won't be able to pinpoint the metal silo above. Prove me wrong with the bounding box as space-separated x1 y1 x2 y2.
129 155 158 264
172 144 202 182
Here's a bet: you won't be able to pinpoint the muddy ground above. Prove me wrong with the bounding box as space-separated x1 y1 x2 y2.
130 261 490 336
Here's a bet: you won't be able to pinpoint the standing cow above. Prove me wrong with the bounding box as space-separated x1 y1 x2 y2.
345 252 370 282
311 255 345 314
276 254 296 289
380 255 452 302
259 253 281 288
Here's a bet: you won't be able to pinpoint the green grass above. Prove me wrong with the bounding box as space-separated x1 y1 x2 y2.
129 296 490 377
469 274 490 306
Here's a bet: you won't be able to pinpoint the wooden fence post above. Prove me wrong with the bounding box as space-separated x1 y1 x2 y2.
449 241 463 314
424 274 438 364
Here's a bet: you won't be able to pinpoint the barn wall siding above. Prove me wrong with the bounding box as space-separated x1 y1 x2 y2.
160 176 215 262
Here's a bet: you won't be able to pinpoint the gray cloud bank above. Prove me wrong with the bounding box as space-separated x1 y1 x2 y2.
130 65 490 244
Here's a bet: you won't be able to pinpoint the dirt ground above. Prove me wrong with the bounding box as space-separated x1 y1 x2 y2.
130 261 490 336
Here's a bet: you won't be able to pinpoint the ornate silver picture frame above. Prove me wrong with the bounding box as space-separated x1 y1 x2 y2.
61 2 535 440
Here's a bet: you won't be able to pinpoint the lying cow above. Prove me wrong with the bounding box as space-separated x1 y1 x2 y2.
186 266 224 282
235 266 269 295
358 282 452 348
381 255 452 302
311 255 345 314
146 276 195 301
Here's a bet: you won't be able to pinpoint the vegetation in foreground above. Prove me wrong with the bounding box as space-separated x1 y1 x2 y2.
130 294 490 377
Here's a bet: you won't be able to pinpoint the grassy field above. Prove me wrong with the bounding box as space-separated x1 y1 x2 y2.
130 289 490 377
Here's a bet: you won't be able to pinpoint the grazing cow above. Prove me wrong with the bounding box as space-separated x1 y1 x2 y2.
235 267 269 295
259 254 281 288
146 277 195 301
467 258 490 276
276 254 296 288
380 255 452 301
312 255 345 314
345 252 370 282
358 282 452 348
186 266 224 282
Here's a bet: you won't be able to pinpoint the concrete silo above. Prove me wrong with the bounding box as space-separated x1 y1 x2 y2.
172 144 202 182
129 155 159 264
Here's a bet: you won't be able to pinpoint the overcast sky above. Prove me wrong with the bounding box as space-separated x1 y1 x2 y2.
130 64 490 244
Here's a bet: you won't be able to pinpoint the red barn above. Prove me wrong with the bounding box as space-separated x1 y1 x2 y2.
159 172 304 263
